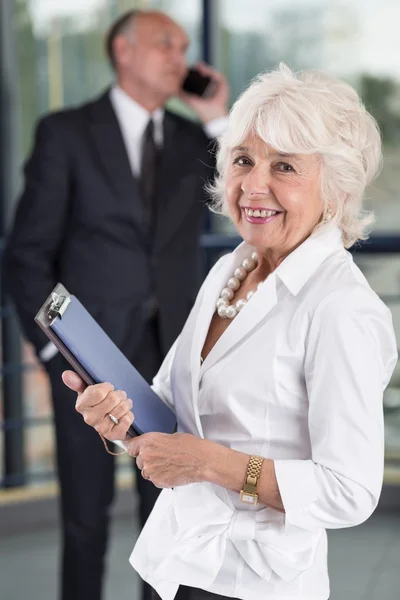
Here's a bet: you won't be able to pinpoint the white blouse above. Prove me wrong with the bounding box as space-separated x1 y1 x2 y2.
129 226 397 600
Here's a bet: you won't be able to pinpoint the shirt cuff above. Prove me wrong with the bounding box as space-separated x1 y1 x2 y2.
274 459 319 531
203 116 229 139
39 341 58 362
113 440 128 451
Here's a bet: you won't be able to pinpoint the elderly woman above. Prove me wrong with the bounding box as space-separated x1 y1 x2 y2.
63 63 397 600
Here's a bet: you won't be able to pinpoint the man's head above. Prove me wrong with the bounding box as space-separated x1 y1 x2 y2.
106 10 189 107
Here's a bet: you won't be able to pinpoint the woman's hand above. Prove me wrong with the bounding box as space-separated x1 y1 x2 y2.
126 432 213 489
62 370 134 441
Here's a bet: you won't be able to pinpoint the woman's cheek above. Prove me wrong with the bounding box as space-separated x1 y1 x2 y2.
225 181 240 210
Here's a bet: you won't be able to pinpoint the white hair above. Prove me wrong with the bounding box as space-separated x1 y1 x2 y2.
208 63 382 248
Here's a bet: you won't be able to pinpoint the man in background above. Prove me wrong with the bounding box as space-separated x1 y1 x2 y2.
3 10 228 600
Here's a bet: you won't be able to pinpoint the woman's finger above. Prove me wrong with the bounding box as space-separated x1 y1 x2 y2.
136 454 144 471
83 383 117 407
62 370 87 394
75 382 115 414
81 390 128 427
103 397 133 429
97 410 135 441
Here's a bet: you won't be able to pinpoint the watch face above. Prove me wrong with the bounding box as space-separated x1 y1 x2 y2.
240 491 258 505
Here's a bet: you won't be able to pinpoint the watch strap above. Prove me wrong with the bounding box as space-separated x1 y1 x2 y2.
240 455 264 505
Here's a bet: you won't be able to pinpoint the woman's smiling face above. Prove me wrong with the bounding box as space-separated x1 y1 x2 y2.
225 134 324 264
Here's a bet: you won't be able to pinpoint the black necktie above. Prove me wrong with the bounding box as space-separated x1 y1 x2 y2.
139 118 158 229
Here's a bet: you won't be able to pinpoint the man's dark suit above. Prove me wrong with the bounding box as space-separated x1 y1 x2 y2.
3 90 214 600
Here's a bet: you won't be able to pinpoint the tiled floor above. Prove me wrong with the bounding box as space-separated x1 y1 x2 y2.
1 510 400 600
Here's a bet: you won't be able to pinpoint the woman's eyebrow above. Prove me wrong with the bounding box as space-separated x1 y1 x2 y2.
275 152 296 159
231 146 250 153
230 147 302 162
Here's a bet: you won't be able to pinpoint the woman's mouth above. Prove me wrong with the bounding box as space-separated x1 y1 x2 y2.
242 207 282 224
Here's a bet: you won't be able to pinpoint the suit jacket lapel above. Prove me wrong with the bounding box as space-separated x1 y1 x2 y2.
86 91 148 245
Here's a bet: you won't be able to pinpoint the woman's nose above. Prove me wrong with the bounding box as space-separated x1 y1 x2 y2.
241 166 272 197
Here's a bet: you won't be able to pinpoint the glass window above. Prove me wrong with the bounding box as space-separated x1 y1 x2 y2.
214 0 400 233
9 0 202 485
14 0 202 157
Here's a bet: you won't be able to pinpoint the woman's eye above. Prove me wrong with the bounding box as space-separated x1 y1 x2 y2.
233 156 252 166
276 162 295 172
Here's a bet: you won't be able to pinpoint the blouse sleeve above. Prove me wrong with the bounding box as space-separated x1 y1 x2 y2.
274 286 398 532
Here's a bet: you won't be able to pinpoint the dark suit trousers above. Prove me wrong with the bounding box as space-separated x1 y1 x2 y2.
46 315 163 600
152 587 239 599
152 586 328 599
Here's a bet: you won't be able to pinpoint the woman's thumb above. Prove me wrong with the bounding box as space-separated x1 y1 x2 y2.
62 370 87 394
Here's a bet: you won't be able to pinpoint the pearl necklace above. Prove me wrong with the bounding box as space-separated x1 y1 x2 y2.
216 252 264 319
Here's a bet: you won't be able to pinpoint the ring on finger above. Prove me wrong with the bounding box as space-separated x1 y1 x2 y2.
108 413 119 426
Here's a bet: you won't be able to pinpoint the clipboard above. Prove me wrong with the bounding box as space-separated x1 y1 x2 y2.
35 283 177 438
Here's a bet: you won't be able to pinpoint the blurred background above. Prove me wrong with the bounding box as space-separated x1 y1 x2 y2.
1 1 400 599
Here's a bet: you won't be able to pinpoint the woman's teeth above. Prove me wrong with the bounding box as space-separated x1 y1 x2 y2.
245 208 279 218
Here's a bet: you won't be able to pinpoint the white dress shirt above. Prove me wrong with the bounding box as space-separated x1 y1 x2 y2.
110 85 228 176
39 85 228 362
129 225 397 600
110 85 165 176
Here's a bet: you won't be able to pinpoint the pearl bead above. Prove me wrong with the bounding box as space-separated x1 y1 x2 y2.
235 299 247 311
221 287 234 300
217 304 228 318
226 305 237 319
257 281 264 290
227 277 241 291
242 258 256 272
215 253 262 320
216 297 228 308
234 267 247 281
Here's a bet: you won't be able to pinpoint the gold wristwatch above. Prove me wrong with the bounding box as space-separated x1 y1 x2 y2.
240 455 264 505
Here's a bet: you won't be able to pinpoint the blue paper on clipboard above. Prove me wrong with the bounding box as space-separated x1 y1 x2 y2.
35 284 176 437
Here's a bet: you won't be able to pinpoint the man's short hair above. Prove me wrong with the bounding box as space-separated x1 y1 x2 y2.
105 10 138 70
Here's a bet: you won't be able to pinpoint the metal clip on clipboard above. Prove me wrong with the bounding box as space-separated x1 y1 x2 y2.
34 283 97 388
35 283 177 437
48 291 71 320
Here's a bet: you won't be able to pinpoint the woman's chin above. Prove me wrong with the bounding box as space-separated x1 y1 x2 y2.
242 229 276 250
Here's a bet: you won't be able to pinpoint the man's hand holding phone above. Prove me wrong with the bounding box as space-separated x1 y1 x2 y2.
179 61 229 124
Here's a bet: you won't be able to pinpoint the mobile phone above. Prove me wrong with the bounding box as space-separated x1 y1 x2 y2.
182 67 217 98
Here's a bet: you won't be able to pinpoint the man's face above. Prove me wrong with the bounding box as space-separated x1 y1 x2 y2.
117 13 189 101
